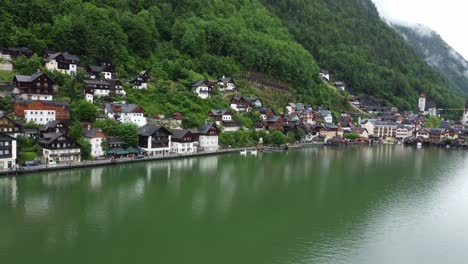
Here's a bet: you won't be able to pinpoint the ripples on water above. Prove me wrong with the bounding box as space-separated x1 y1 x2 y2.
0 146 467 264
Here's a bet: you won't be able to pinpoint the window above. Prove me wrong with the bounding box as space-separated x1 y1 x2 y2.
5 150 9 155
5 142 9 146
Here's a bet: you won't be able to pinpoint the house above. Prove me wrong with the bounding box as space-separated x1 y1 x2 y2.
130 70 150 89
138 125 172 156
334 82 346 91
0 114 22 136
217 76 237 91
83 79 126 97
230 96 253 112
39 133 81 164
208 109 234 125
191 80 214 99
350 127 369 139
416 129 430 139
428 128 448 142
373 121 399 139
12 72 55 101
258 107 274 120
262 116 284 131
104 102 147 127
319 124 343 141
171 130 198 154
0 133 17 169
87 63 115 80
318 109 333 124
44 52 79 75
246 96 263 108
39 120 67 134
14 100 70 125
396 126 413 140
286 103 312 114
418 92 426 113
197 123 220 152
319 69 330 82
108 137 125 150
339 115 355 131
361 119 377 136
82 125 107 158
0 47 33 59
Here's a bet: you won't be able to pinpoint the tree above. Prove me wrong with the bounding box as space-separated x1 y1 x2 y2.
270 131 286 146
295 128 306 141
426 116 441 128
0 96 14 112
344 132 359 140
117 123 139 147
71 100 98 123
77 137 92 160
12 54 43 75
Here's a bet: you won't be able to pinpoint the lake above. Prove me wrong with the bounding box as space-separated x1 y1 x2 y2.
0 146 467 264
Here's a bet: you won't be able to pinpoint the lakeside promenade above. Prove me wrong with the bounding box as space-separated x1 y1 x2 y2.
0 148 256 177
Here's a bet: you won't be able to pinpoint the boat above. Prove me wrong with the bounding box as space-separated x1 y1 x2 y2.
416 142 422 147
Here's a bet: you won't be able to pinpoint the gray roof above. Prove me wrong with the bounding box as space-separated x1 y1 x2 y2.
198 123 216 134
108 137 124 145
105 103 141 114
209 109 230 116
139 125 172 137
46 52 79 62
191 80 205 87
318 110 332 117
266 116 281 122
14 72 45 82
39 120 58 132
172 129 191 140
82 126 106 138
15 99 69 109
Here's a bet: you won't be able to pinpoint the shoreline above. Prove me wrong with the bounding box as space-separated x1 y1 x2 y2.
0 142 329 177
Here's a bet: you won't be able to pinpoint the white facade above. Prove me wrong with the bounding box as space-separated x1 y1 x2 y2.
141 136 172 156
103 72 112 80
45 60 77 75
105 111 147 128
463 110 468 126
85 93 94 103
428 107 437 117
418 95 426 113
396 128 412 139
24 110 56 125
0 140 16 169
361 121 375 136
193 85 211 99
323 114 333 124
42 148 81 164
134 82 148 89
416 130 429 139
218 82 236 91
21 94 53 101
87 137 105 158
320 72 330 81
171 141 197 154
198 135 219 152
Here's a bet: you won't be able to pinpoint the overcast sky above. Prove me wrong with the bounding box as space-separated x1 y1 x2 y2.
371 0 468 60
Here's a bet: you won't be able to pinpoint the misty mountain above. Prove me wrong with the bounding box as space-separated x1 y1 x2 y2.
391 23 468 96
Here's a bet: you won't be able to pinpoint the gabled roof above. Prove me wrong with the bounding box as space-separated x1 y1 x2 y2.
209 109 231 116
46 52 79 62
105 103 143 114
265 115 282 122
39 120 59 132
15 100 69 109
0 132 15 140
82 126 106 138
139 125 172 136
14 72 49 83
218 77 234 84
172 129 193 140
39 133 74 145
198 123 217 134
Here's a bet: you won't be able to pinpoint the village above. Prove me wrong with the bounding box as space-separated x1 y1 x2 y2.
0 47 467 172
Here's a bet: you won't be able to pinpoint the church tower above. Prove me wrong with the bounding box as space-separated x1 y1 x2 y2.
418 92 426 113
463 99 468 126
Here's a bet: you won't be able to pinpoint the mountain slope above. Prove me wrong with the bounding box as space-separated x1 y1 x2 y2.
261 0 464 109
0 0 464 111
391 23 468 96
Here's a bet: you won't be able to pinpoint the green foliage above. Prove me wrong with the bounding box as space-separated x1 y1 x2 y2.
0 70 14 82
270 131 287 146
344 132 360 140
425 116 441 128
262 0 464 110
94 119 139 147
11 54 43 75
77 137 92 160
17 135 39 165
219 131 256 147
295 128 306 141
0 96 13 112
23 122 40 129
71 100 98 123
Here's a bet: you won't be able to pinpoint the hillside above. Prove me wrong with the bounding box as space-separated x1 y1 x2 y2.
391 23 468 96
261 0 465 110
0 0 464 112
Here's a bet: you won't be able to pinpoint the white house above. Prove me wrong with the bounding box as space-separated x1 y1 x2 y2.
334 82 346 91
88 63 114 80
84 79 126 97
45 52 79 75
0 133 17 169
197 123 220 152
171 130 198 154
39 133 81 164
138 125 172 156
82 125 107 158
24 110 56 125
396 126 413 140
318 110 333 124
104 102 147 127
130 71 150 89
319 69 330 82
419 93 426 113
191 80 213 99
85 93 94 103
217 76 237 91
361 119 377 136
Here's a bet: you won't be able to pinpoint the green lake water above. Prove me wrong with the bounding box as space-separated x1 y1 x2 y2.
1 146 468 264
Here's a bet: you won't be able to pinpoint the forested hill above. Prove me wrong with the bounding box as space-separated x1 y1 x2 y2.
261 0 465 109
391 23 468 96
0 0 464 110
